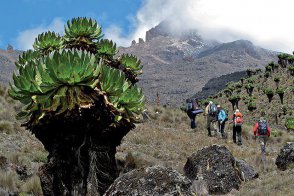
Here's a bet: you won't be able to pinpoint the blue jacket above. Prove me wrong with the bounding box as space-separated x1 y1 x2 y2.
218 109 227 122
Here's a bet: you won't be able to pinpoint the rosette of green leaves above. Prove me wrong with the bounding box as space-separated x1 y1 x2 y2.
63 17 103 51
10 49 144 124
97 39 117 58
15 50 40 68
120 54 143 75
9 50 101 121
33 31 63 55
99 65 144 121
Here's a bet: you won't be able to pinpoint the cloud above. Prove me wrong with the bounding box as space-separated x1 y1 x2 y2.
16 17 64 50
107 0 294 53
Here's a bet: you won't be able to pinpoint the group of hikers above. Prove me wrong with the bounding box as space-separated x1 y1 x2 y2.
186 99 271 155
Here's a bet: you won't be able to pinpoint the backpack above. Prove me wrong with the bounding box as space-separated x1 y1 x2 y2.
209 104 217 115
220 109 228 121
234 112 243 126
258 120 268 135
186 99 193 111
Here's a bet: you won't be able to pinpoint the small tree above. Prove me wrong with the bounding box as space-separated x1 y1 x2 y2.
245 83 254 96
264 71 270 78
246 69 255 77
276 88 285 104
224 88 232 97
278 53 291 68
228 94 240 110
288 66 294 76
264 87 275 103
247 101 257 111
265 65 272 73
9 17 144 195
274 76 281 89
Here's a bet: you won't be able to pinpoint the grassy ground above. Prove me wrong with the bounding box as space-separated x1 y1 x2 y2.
0 84 293 195
118 105 294 195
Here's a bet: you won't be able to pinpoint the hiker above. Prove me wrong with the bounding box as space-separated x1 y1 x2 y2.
253 117 271 155
186 99 203 129
217 105 227 138
231 109 243 145
205 101 218 136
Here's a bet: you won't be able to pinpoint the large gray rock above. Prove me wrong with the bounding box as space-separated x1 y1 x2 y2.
235 159 259 181
276 142 294 171
184 145 242 194
104 166 192 196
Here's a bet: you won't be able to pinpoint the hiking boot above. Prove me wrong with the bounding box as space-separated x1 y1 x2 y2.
237 142 242 146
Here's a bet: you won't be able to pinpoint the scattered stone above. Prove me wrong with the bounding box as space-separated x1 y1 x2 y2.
184 145 241 194
0 155 8 170
276 142 294 171
0 188 9 196
235 159 258 181
104 166 192 196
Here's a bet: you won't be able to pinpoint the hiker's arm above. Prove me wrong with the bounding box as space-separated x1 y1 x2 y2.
204 106 208 116
253 123 258 135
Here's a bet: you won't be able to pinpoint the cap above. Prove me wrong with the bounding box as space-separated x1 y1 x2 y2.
235 109 240 112
209 101 213 104
217 105 221 108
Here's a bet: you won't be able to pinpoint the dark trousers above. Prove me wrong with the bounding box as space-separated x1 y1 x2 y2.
233 125 242 144
218 121 225 137
207 115 216 136
188 110 197 129
258 135 268 154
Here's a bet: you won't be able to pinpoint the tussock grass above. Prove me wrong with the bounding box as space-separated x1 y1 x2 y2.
21 175 42 195
118 105 294 195
0 171 20 192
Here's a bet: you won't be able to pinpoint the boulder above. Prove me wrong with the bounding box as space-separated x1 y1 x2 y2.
104 166 192 196
184 145 241 194
235 159 258 181
276 142 294 171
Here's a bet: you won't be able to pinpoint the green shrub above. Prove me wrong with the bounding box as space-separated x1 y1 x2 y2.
248 101 257 111
264 71 270 78
285 118 294 131
274 76 281 82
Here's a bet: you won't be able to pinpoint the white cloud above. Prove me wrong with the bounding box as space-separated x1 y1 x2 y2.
16 17 64 50
107 0 294 53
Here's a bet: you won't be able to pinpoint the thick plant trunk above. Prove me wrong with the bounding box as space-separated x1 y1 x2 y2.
30 106 134 196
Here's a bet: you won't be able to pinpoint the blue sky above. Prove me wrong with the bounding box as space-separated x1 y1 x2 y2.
0 0 143 49
0 0 293 53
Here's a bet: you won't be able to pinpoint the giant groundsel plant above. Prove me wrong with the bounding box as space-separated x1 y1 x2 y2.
9 17 144 195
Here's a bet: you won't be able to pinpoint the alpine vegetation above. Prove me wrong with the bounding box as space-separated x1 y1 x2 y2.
9 17 144 195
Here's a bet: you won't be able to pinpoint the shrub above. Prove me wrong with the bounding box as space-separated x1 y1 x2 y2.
285 118 294 131
264 71 270 78
264 87 274 102
248 101 257 111
288 66 294 76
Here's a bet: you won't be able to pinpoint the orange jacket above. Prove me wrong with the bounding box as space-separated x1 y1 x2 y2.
253 122 271 136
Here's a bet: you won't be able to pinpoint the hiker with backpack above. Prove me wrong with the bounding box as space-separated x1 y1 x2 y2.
231 109 244 145
217 105 227 138
205 101 218 137
253 117 271 155
186 99 203 129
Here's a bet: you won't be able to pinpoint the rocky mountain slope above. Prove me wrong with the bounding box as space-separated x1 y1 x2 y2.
0 21 278 106
193 71 247 99
119 21 277 106
0 48 22 85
